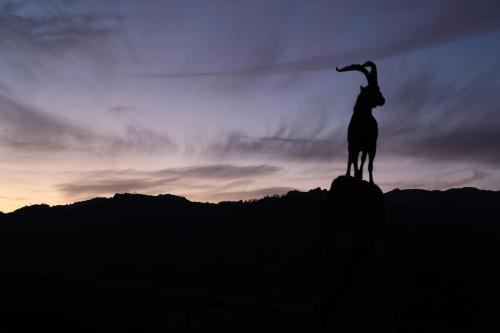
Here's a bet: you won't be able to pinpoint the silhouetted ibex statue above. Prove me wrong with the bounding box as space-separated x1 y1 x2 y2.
336 61 385 183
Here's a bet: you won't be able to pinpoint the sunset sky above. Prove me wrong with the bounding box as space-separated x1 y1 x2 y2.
1 0 500 212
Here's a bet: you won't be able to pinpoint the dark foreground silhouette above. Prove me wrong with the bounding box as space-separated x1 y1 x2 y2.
0 180 499 332
318 176 392 332
337 61 385 183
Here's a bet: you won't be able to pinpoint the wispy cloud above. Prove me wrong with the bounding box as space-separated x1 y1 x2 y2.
206 101 346 161
152 164 280 179
57 164 282 198
380 66 500 165
133 0 500 78
207 131 344 161
204 63 500 167
0 2 121 54
108 106 137 116
0 89 92 151
58 178 161 197
0 90 175 155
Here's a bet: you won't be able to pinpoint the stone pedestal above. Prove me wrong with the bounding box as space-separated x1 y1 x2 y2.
317 176 393 332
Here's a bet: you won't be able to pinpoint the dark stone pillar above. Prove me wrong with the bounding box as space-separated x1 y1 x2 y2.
317 176 393 332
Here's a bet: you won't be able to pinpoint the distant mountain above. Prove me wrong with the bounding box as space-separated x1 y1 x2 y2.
0 187 499 331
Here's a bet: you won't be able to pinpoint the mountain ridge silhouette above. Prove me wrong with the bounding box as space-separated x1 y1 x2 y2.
1 185 495 215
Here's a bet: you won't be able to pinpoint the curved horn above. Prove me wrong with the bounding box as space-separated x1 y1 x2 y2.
336 64 370 83
362 61 378 85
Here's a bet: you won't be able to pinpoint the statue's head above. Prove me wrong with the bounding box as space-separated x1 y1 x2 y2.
360 83 385 108
336 61 385 108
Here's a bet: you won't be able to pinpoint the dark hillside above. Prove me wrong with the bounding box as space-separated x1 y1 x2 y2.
0 187 499 331
385 188 500 330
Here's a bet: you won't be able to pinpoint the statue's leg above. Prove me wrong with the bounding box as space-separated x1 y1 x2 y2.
368 149 376 183
346 149 352 176
359 151 367 180
353 150 360 180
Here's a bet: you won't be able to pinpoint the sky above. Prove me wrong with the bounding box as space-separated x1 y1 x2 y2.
0 0 500 212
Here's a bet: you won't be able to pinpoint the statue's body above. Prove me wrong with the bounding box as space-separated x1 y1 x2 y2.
337 61 385 183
